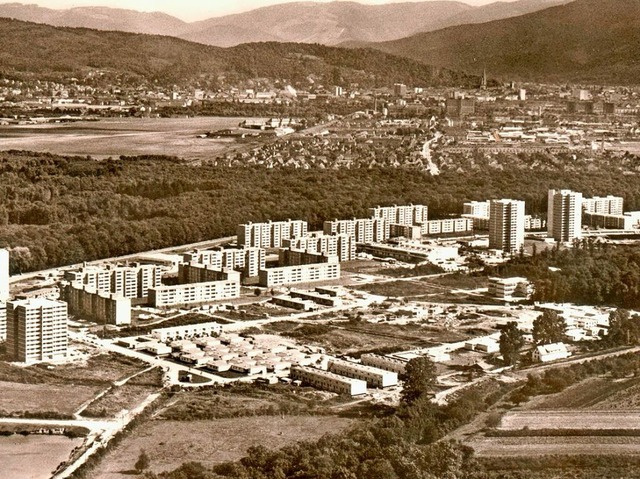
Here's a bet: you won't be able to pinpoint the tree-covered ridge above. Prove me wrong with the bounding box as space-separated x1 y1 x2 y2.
2 150 640 273
0 17 476 87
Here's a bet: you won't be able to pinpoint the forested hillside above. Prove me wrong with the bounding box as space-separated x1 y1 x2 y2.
2 150 640 274
0 18 475 87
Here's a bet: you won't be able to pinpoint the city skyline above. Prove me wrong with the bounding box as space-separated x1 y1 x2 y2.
0 0 523 22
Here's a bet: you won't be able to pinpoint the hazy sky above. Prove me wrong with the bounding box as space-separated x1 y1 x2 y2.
0 0 521 21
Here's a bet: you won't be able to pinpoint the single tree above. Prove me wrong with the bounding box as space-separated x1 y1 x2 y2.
499 322 524 367
532 310 566 345
135 449 150 474
401 356 437 405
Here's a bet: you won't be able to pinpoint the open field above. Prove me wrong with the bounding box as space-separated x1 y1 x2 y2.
470 436 640 457
0 117 264 159
0 353 149 417
0 381 99 417
81 368 164 418
0 434 84 479
499 410 640 431
92 416 354 478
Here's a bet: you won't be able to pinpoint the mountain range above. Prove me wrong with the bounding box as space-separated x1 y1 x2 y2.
365 0 640 83
0 0 571 47
0 17 477 87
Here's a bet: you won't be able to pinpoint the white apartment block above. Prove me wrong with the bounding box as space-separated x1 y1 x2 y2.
178 263 242 285
548 189 583 242
488 277 531 299
360 353 407 375
489 199 525 253
151 321 223 342
237 220 308 248
582 195 623 215
463 200 490 218
259 261 340 287
0 248 9 302
323 218 389 243
149 279 240 308
6 298 68 363
328 358 398 388
283 233 355 262
291 365 367 396
64 284 131 325
369 204 428 226
183 247 266 278
424 218 473 236
63 263 162 299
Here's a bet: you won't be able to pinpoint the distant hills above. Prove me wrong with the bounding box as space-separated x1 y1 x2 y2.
0 0 572 47
365 0 640 83
0 18 477 87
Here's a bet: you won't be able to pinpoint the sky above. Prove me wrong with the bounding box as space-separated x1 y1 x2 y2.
0 0 521 22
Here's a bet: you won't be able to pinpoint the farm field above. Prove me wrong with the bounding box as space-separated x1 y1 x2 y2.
91 416 354 478
0 117 263 159
499 410 640 430
469 436 640 457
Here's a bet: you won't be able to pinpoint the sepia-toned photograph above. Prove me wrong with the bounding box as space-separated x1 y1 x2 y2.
0 0 639 478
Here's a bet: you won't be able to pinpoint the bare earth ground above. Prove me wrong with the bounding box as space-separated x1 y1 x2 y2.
0 117 263 159
91 416 354 478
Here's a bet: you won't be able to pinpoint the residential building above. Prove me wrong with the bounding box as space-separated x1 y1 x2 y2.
237 220 308 248
463 201 490 218
533 342 571 362
583 212 635 230
548 189 583 242
283 233 355 262
424 218 473 236
279 249 337 267
183 247 266 278
6 298 68 363
488 277 531 299
369 204 428 226
328 358 398 388
582 195 624 215
323 218 389 243
291 365 367 396
151 322 223 342
149 277 240 308
0 249 9 302
63 263 161 299
446 97 475 118
360 353 407 375
178 263 241 285
64 284 131 325
259 261 340 287
489 199 525 253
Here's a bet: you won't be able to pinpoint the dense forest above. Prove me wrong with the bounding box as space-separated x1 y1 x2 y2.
2 150 640 274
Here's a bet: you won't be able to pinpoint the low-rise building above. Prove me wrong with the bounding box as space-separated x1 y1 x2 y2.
271 295 318 311
291 365 367 396
488 277 531 299
151 321 223 342
533 342 571 362
328 358 398 388
360 353 407 375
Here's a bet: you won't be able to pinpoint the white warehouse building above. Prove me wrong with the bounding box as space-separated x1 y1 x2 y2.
291 365 367 396
328 358 398 388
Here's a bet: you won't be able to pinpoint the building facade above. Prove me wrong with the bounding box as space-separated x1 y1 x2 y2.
237 220 308 248
149 278 240 308
291 365 367 396
323 218 390 244
259 261 340 287
548 189 583 242
64 284 131 325
489 199 525 253
6 298 68 363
